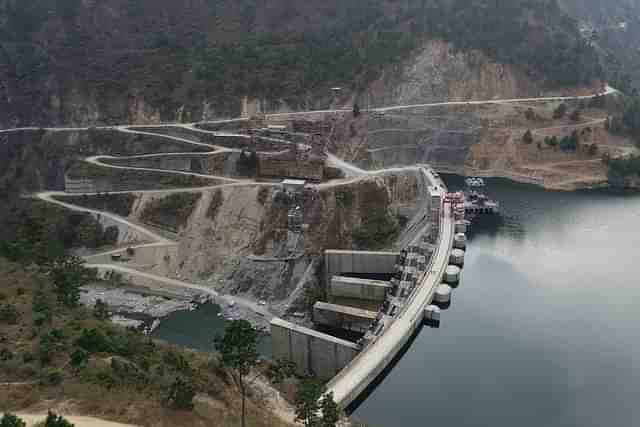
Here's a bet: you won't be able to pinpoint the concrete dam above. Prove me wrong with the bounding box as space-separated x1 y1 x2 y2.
270 166 466 408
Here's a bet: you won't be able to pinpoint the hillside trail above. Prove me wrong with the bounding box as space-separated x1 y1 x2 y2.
13 413 138 427
25 88 622 318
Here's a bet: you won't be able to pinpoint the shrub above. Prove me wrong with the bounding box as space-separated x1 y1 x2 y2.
75 328 112 354
43 411 74 427
553 103 567 119
163 377 196 410
39 368 64 386
0 413 26 427
0 304 20 324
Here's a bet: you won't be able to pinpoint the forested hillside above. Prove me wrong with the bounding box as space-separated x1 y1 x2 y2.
0 0 602 126
560 0 640 93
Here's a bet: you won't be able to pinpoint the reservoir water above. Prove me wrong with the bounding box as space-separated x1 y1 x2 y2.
352 176 640 427
152 303 272 357
153 176 640 427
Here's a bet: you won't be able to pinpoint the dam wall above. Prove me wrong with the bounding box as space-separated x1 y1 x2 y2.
324 250 399 283
270 318 360 381
329 276 392 302
325 168 455 408
312 302 377 333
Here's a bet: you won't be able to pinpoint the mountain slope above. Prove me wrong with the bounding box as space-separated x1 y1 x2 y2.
0 0 602 127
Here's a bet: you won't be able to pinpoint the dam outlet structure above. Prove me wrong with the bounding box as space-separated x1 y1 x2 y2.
270 165 469 408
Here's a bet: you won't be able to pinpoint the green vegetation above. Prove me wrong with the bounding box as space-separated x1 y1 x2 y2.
65 161 214 191
0 414 26 427
192 0 601 101
214 319 260 427
604 154 640 187
607 96 640 142
0 258 287 427
42 411 74 427
294 378 340 427
55 193 137 218
351 182 399 249
570 109 582 122
553 103 568 119
0 0 602 126
236 150 259 177
50 256 95 307
559 131 580 152
0 199 118 264
140 193 202 232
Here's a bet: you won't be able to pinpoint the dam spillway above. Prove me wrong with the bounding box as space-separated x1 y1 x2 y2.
270 165 461 408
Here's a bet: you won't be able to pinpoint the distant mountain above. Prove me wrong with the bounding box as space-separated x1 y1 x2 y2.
0 0 603 127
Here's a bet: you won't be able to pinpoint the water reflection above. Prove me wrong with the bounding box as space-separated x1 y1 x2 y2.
352 178 640 427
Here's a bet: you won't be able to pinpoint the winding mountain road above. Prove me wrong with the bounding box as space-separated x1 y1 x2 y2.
5 86 617 334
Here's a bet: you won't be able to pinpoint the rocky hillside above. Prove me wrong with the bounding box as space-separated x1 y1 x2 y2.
0 0 602 127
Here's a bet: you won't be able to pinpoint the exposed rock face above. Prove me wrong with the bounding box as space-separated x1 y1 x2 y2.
367 40 541 107
161 171 421 312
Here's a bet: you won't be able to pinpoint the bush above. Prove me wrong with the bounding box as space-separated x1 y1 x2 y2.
163 377 196 410
553 103 567 119
75 328 112 354
40 368 64 386
0 304 20 324
43 411 74 427
0 348 14 361
570 109 582 122
140 193 201 231
0 413 26 427
70 349 89 371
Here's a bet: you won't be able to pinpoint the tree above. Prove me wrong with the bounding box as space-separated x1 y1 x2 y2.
50 256 94 307
295 377 323 427
522 129 533 144
319 392 340 427
524 108 535 121
44 411 74 427
0 304 19 324
164 377 196 410
294 377 341 427
0 413 26 427
267 359 296 386
214 319 260 427
553 103 567 119
69 349 89 371
93 299 109 320
570 109 581 122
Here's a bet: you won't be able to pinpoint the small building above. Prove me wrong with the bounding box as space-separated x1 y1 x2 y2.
282 179 306 195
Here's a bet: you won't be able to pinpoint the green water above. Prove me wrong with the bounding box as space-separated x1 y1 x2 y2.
151 303 271 357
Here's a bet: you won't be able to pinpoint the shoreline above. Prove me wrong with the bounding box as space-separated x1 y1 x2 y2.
433 165 616 192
